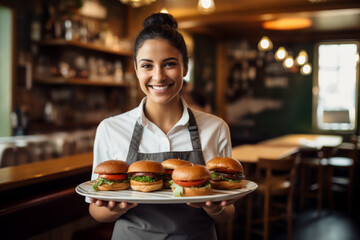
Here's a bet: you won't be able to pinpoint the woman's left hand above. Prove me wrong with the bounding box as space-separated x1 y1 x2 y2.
187 199 235 214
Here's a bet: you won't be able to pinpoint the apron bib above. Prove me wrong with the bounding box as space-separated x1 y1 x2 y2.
111 109 217 240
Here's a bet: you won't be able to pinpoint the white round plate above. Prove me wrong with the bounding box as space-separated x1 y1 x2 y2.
76 180 257 204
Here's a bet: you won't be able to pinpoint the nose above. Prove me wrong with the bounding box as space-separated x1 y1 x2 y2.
153 66 165 81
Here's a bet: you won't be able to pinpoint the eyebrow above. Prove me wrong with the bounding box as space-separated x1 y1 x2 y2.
138 57 179 63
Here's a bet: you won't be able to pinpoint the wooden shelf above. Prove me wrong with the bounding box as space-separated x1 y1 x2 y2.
35 77 132 87
36 39 133 57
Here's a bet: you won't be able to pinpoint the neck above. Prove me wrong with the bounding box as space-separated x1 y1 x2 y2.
144 96 183 134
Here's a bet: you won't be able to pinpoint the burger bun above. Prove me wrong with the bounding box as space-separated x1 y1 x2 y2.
162 159 191 189
173 186 212 197
97 182 130 191
206 157 244 173
162 159 191 170
130 179 163 192
128 160 164 173
171 164 212 197
209 180 246 190
206 157 245 190
94 160 129 174
172 164 211 181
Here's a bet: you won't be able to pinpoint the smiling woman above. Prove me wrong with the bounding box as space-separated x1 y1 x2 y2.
135 39 186 112
87 12 235 240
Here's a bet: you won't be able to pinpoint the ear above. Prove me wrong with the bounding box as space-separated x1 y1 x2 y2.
183 66 188 77
134 61 138 75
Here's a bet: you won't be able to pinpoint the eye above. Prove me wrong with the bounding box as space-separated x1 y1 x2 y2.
164 61 177 68
141 63 153 69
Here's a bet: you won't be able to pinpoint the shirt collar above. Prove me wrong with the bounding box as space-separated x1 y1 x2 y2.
130 97 190 127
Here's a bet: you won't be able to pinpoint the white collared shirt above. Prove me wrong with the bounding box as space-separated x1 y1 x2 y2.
91 97 232 181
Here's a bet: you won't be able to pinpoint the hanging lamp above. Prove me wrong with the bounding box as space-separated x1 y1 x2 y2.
119 0 156 8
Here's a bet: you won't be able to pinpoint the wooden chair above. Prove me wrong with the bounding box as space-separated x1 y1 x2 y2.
325 135 358 213
298 147 327 216
245 154 299 240
0 144 16 168
15 146 33 165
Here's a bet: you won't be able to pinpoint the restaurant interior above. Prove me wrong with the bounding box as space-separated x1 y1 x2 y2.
0 0 360 239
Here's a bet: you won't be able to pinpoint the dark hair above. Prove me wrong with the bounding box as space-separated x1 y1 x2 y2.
134 13 189 68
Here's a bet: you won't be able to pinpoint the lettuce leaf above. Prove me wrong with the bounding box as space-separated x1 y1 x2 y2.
210 173 239 182
130 175 158 183
169 180 211 197
92 177 114 191
170 180 184 197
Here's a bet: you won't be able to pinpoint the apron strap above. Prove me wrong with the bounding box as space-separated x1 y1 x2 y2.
128 121 143 153
187 109 202 151
126 108 203 160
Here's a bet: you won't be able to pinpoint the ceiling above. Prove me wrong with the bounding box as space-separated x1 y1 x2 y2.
150 0 360 42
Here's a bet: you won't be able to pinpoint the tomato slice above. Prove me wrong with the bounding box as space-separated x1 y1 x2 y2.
173 179 207 187
214 168 238 174
164 169 173 174
100 174 128 180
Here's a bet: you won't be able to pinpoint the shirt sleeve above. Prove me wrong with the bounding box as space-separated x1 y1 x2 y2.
217 120 232 157
85 120 111 203
92 120 112 180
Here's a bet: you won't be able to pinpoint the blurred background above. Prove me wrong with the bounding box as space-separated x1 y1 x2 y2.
0 0 359 239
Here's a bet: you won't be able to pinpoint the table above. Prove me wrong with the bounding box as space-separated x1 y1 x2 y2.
232 144 299 163
259 134 343 149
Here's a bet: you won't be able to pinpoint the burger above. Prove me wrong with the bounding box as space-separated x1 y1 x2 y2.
206 157 246 190
92 160 130 191
161 159 191 189
170 164 212 197
128 160 165 192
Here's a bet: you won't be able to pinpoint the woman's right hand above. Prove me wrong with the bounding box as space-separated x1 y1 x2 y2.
90 197 138 212
89 198 138 222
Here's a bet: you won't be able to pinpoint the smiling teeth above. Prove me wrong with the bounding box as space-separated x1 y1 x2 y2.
152 85 169 90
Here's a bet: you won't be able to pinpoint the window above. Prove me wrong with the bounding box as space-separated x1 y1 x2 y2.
313 41 359 132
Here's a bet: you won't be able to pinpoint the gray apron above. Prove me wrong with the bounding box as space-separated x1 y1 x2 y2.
112 109 217 240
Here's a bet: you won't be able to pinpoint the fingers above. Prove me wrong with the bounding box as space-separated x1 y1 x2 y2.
119 201 137 209
108 201 116 210
186 202 204 208
92 199 138 212
187 201 223 209
95 199 106 207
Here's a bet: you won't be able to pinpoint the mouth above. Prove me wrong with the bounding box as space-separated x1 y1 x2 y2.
148 83 174 92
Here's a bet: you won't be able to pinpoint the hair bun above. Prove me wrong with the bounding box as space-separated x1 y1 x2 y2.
143 13 178 29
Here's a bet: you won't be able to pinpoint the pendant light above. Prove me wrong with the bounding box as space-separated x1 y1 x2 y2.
295 50 308 66
257 36 273 51
275 47 288 61
160 8 169 13
198 0 216 14
283 56 294 68
119 0 156 8
300 63 312 75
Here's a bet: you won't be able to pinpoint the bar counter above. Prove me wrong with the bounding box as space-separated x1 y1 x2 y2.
0 152 93 239
0 152 93 191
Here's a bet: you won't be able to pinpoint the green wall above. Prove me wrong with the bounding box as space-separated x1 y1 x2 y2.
0 6 12 137
193 36 314 145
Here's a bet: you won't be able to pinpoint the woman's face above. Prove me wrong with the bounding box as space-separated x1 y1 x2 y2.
135 39 187 105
